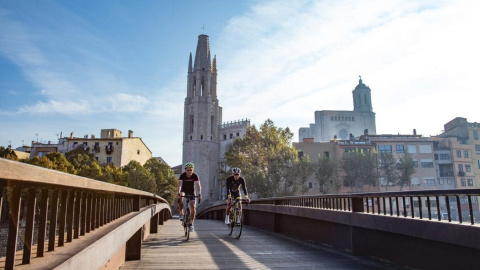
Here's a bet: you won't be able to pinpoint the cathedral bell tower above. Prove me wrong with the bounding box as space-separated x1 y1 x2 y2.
183 34 222 202
352 76 373 113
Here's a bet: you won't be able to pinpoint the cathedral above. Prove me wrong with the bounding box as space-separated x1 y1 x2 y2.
182 34 249 203
298 77 377 142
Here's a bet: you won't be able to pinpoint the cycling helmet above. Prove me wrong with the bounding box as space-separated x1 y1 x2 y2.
232 167 241 174
184 162 194 169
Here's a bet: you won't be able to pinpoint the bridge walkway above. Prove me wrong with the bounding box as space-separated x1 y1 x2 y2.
120 219 410 270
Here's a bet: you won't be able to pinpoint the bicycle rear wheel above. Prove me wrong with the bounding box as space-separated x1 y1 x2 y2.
233 208 243 239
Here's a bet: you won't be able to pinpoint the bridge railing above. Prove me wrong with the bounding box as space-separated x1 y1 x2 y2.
253 189 480 225
198 189 480 270
0 158 171 270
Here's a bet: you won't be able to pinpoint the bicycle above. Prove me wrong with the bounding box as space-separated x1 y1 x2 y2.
180 193 200 241
227 198 248 239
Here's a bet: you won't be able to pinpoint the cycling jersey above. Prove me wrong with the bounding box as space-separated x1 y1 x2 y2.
179 172 199 194
226 175 248 199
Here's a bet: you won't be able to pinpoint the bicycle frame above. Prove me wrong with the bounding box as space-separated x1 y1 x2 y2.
180 194 200 241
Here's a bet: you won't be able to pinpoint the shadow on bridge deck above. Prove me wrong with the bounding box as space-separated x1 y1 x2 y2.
120 219 411 270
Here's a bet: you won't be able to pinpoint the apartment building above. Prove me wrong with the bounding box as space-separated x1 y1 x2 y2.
29 129 152 168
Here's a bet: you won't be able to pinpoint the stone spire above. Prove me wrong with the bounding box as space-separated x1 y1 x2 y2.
193 35 211 71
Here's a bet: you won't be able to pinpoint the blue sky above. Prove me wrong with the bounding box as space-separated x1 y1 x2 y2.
1 0 479 166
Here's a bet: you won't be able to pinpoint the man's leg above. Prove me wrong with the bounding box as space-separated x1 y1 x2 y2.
190 200 196 224
225 203 231 224
178 198 184 220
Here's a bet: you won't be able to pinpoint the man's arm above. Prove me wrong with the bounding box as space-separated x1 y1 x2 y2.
177 180 183 198
241 178 250 202
196 180 202 198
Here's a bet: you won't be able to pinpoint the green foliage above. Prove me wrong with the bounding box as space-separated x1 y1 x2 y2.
396 151 416 190
314 155 338 194
339 148 378 192
378 152 398 190
123 160 157 193
65 147 103 179
0 146 18 160
293 156 313 195
224 119 299 198
45 152 76 174
98 164 126 186
144 158 177 205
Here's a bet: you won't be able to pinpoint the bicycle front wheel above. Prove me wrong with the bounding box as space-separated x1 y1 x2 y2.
233 209 243 239
184 209 190 241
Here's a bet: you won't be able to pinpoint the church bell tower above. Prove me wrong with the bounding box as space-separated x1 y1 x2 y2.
182 34 222 202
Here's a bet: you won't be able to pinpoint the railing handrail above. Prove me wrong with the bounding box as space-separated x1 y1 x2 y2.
0 157 163 201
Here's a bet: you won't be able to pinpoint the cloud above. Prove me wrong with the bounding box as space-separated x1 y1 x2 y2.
213 0 480 139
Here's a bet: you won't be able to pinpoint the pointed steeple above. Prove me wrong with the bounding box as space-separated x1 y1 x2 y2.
194 34 211 71
211 55 217 74
188 53 192 73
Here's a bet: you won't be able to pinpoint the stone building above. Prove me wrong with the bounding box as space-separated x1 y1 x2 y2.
182 34 249 202
30 129 152 168
298 77 376 142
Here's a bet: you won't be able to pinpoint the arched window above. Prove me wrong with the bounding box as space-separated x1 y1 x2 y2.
201 76 205 96
192 77 196 96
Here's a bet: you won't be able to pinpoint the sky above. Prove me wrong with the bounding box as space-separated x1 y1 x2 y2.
1 0 479 166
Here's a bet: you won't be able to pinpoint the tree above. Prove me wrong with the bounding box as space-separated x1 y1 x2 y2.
293 156 313 195
0 146 18 160
378 152 398 191
224 119 298 198
123 160 157 193
339 148 378 193
45 152 76 174
396 151 416 190
65 147 103 179
314 155 338 194
99 164 126 186
144 158 177 204
27 156 54 169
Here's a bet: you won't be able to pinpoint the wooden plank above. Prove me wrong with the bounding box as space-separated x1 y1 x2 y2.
5 186 22 270
22 188 37 264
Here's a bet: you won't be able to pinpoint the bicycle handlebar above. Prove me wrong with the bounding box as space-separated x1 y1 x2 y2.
180 195 201 204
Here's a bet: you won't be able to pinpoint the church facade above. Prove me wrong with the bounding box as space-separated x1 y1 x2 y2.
182 34 249 202
298 77 377 142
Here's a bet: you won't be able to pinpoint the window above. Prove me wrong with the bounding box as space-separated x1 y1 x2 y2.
419 144 432 153
230 134 233 139
423 178 435 186
438 178 444 185
396 145 404 153
324 151 330 158
464 150 469 158
439 154 450 160
421 159 434 168
457 150 462 158
447 179 453 185
408 145 416 153
223 134 227 140
308 182 313 189
236 133 240 137
107 157 113 164
475 145 480 154
467 179 474 186
461 179 466 186
466 165 471 172
137 150 140 155
413 160 418 168
411 178 420 186
378 145 392 153
458 164 464 172
474 130 479 140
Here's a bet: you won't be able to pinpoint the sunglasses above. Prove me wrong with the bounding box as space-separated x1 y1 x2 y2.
186 169 193 172
234 174 239 176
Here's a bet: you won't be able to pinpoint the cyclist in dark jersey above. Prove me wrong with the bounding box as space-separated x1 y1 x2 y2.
225 167 250 224
177 162 202 232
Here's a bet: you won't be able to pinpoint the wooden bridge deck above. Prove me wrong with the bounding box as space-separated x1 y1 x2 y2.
120 219 409 270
